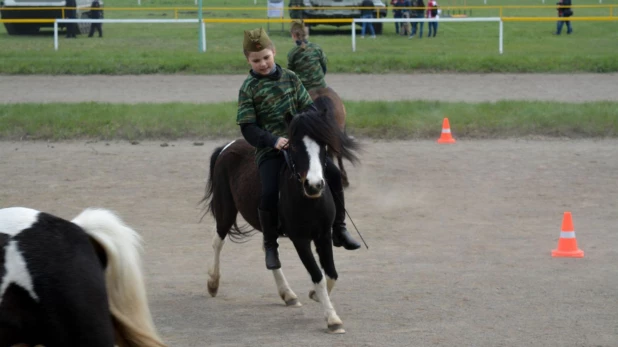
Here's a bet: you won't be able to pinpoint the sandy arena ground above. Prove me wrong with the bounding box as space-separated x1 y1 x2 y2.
1 74 617 347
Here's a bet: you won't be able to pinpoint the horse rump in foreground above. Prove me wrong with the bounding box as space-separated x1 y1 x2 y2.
202 96 360 333
309 86 352 188
0 207 165 347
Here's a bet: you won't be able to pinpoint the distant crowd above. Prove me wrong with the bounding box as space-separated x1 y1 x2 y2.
361 0 574 39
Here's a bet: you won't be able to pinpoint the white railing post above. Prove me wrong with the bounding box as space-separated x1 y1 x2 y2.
499 19 503 54
201 20 207 52
54 20 58 51
351 19 356 52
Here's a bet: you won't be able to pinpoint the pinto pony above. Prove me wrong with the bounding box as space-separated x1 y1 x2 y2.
0 207 165 347
202 96 360 333
308 86 352 187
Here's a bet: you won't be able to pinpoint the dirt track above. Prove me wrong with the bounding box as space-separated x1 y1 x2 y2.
1 73 617 104
1 74 617 347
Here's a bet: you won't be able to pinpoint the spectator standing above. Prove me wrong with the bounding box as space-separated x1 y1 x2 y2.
400 0 411 36
426 0 438 38
360 0 377 39
391 0 402 35
87 0 103 37
65 0 77 38
554 0 573 35
409 0 424 38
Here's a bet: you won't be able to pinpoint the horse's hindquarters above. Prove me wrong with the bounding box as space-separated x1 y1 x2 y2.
309 87 346 131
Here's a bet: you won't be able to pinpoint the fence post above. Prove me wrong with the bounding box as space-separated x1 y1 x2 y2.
351 19 356 52
201 20 206 52
54 20 59 51
499 19 503 55
198 0 204 52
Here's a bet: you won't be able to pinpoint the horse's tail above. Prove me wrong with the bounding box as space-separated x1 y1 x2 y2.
200 144 256 241
313 95 361 165
200 145 225 219
72 208 166 347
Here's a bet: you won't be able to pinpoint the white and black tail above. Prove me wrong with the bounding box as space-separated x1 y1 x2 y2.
72 208 166 347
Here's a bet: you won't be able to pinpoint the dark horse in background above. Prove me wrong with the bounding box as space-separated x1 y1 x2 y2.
202 96 360 333
0 207 165 347
309 86 352 188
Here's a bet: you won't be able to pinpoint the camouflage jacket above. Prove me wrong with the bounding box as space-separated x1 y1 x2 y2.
287 42 328 92
237 64 313 164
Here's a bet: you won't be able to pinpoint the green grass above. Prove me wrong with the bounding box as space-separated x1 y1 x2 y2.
1 101 616 140
0 0 617 74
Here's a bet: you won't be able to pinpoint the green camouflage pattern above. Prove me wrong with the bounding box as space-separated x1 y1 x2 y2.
237 67 313 164
287 42 327 92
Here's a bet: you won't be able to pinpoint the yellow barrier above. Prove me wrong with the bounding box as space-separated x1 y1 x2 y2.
0 19 56 23
3 5 617 26
2 5 616 17
502 16 618 22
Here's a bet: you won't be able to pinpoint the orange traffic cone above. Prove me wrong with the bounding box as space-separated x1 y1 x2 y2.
552 212 584 258
437 118 456 144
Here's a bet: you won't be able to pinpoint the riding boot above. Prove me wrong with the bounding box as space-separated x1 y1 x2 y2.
331 190 361 250
258 209 281 270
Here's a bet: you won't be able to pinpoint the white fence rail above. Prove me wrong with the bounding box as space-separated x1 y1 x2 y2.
54 19 206 52
56 17 506 53
352 17 503 54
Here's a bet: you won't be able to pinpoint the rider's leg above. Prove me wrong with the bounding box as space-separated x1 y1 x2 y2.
324 158 361 250
258 156 284 269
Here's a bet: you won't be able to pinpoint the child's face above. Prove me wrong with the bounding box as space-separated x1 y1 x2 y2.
247 48 276 76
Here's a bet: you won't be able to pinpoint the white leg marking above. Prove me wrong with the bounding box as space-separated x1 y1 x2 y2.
310 275 336 301
303 136 324 186
0 207 39 236
0 241 39 305
207 234 225 297
313 276 344 333
326 276 336 294
272 269 300 306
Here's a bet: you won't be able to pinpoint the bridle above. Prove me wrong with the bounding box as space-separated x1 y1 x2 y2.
282 148 302 182
281 146 327 184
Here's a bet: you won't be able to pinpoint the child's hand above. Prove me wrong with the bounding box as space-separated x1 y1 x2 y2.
275 137 289 150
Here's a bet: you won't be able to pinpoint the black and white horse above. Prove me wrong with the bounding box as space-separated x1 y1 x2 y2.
202 97 360 333
0 207 165 347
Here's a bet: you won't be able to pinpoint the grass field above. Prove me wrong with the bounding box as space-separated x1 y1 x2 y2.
1 0 617 74
1 101 616 140
1 0 616 141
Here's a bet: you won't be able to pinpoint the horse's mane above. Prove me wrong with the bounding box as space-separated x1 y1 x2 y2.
289 96 360 164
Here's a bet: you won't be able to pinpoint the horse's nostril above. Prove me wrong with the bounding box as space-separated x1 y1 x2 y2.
317 179 325 190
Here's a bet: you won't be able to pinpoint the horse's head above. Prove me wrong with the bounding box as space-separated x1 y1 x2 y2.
285 98 360 199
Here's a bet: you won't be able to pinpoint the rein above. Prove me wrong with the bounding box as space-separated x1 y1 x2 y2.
282 149 301 182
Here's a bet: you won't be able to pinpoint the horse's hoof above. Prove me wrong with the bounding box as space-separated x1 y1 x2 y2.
342 179 350 188
327 324 345 334
309 290 320 302
207 280 219 297
285 298 302 307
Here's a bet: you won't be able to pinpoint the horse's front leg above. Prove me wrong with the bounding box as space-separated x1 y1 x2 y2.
272 269 301 306
309 232 338 301
292 238 344 334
